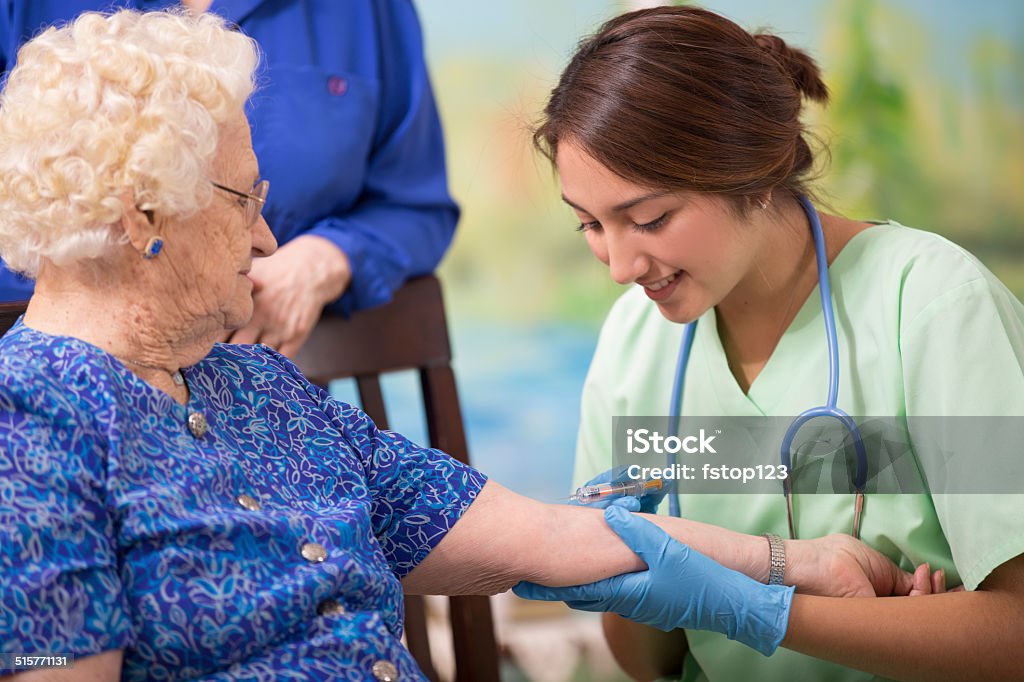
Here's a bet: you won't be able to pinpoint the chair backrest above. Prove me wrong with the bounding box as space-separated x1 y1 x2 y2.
0 301 28 336
295 275 501 682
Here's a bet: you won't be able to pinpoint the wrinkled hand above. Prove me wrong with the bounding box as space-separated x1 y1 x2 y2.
514 506 793 656
573 467 669 514
227 235 351 357
790 534 955 598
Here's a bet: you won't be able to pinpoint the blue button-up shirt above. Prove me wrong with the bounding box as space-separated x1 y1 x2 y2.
0 0 458 314
0 322 487 679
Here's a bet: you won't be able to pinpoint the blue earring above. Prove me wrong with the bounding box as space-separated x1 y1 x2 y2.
142 236 164 259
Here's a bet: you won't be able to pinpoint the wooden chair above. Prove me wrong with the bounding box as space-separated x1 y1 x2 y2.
294 274 501 682
0 301 27 336
0 278 502 681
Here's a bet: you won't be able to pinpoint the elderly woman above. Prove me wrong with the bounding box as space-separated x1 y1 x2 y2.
0 10 936 682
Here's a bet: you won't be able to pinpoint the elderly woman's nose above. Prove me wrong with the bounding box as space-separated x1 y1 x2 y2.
252 215 277 257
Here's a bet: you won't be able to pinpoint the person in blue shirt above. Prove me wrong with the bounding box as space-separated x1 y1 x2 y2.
0 0 457 357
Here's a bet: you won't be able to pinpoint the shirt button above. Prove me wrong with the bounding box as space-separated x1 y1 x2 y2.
372 660 399 681
317 599 346 617
300 542 328 563
187 411 208 438
236 494 261 512
327 75 347 96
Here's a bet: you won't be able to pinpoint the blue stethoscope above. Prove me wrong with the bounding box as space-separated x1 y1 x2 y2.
666 195 867 539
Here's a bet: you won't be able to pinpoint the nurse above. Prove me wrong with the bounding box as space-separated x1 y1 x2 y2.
513 6 1024 681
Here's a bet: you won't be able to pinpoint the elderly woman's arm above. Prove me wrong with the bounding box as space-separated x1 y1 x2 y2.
402 480 911 598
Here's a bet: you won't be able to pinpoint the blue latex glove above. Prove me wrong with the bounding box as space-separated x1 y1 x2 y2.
572 466 669 514
513 506 794 656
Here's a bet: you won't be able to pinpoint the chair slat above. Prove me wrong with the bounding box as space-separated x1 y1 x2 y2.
420 365 469 464
404 594 440 682
355 375 389 429
450 595 502 682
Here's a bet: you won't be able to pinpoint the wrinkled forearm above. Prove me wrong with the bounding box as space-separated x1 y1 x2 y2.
402 480 638 594
402 480 768 595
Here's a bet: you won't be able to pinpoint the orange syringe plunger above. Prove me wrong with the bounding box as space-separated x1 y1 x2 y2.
569 477 664 505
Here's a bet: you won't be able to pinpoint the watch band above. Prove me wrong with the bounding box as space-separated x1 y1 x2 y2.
764 533 786 586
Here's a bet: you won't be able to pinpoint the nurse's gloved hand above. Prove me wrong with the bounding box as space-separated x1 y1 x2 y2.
513 506 794 656
573 467 668 514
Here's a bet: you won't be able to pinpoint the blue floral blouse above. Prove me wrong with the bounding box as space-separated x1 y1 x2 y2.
0 321 487 680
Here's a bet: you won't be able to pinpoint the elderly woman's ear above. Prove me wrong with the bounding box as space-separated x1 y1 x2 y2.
118 188 164 260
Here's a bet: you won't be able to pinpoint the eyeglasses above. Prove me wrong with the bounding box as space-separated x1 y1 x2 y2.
211 179 269 226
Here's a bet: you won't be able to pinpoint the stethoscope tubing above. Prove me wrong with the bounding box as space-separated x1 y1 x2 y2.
666 195 867 536
666 321 698 519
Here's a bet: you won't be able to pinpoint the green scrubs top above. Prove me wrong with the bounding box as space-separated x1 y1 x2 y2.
574 223 1024 682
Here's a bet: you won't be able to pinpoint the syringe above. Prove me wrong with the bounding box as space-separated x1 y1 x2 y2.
569 478 664 505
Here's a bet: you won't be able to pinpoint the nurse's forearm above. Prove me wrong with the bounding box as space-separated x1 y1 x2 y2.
781 555 1024 681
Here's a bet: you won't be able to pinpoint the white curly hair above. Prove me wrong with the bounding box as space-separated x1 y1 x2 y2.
0 9 259 277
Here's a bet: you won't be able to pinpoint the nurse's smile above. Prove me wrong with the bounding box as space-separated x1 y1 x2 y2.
641 269 684 301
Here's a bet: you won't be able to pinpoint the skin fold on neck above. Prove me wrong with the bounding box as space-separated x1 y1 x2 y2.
23 257 220 405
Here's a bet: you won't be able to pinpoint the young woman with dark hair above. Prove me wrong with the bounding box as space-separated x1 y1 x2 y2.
514 6 1024 681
